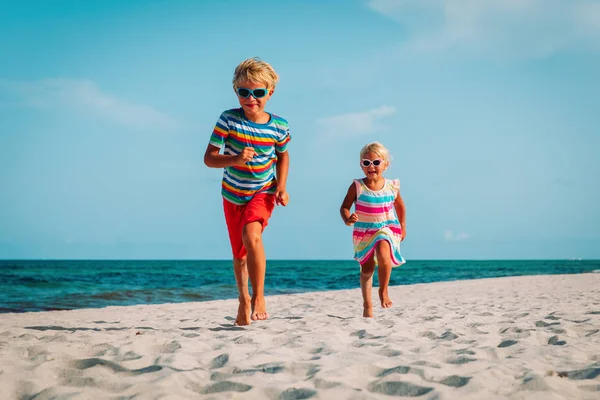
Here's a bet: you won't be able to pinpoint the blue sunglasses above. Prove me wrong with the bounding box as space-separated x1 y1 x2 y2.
236 87 269 99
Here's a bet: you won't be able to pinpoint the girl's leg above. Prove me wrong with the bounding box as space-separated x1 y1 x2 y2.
375 240 393 308
360 255 376 317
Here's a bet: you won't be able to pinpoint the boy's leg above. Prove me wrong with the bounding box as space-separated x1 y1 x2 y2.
242 221 267 320
223 199 252 325
233 257 251 325
375 240 393 308
360 256 376 318
241 193 275 321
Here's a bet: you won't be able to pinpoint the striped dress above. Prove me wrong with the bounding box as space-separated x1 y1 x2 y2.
209 108 291 205
353 178 405 266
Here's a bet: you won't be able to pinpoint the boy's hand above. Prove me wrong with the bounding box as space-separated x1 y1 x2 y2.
275 188 289 206
345 213 358 226
234 147 257 166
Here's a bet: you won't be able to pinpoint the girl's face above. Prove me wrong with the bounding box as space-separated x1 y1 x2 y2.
360 151 387 180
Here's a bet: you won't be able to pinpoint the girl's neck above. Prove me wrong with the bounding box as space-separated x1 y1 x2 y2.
362 177 385 191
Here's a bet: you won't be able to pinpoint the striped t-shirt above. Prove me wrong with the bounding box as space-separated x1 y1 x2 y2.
209 108 291 205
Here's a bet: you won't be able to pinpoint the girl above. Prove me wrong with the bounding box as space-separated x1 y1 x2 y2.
340 142 406 318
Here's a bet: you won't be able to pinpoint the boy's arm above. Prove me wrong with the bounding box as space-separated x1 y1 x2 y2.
340 183 358 226
204 144 256 168
275 150 289 206
394 193 406 241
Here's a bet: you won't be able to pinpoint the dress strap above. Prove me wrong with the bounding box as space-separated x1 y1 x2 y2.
390 179 400 198
353 179 363 198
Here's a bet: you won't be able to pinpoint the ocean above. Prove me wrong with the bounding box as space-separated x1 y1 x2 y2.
0 259 598 313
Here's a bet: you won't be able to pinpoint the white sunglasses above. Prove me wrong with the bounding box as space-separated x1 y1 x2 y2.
361 159 384 167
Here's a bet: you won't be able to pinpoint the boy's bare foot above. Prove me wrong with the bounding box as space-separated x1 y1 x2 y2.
379 288 393 308
235 296 251 326
251 296 268 321
363 301 373 318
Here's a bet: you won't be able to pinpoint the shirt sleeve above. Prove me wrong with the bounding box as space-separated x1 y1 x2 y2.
275 126 291 153
209 112 230 149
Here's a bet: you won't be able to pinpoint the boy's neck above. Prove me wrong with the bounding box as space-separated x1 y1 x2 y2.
243 110 270 124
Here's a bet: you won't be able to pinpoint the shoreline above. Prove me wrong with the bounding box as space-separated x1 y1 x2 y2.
1 273 599 399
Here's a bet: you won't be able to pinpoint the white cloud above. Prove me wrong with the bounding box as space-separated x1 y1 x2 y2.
316 106 395 138
366 0 600 58
444 230 471 241
0 78 181 131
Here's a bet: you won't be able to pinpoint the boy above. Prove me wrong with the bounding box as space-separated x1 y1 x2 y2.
204 57 291 325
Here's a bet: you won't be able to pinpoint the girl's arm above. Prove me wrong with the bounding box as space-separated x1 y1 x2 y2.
340 183 358 226
394 193 406 241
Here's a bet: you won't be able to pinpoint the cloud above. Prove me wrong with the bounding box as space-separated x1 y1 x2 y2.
444 230 471 241
0 78 181 131
365 0 600 58
316 106 395 138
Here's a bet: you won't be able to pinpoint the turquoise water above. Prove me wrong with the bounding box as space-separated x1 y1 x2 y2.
0 259 598 313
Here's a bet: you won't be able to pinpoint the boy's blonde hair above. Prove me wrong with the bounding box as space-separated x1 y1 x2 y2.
232 57 279 90
360 141 391 164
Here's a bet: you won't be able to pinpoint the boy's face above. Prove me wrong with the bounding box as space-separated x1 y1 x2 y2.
235 80 272 117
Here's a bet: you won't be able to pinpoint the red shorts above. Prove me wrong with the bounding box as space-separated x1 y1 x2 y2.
223 193 275 259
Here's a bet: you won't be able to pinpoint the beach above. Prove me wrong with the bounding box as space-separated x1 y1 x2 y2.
1 273 599 399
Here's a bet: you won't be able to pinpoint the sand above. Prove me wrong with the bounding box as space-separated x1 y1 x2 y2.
1 273 599 399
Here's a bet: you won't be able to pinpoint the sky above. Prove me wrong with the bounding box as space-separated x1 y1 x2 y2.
1 0 599 260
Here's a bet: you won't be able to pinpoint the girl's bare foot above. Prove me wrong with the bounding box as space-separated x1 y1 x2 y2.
235 296 251 325
379 287 393 308
363 301 373 318
251 296 268 321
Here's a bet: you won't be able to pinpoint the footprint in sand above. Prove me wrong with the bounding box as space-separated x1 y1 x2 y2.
368 381 433 397
350 329 385 340
210 353 229 369
157 341 181 353
436 331 459 341
208 325 245 332
547 336 567 346
558 366 600 380
313 378 340 389
377 347 402 357
233 336 253 345
209 371 231 381
376 365 411 377
438 375 472 388
446 356 477 365
535 321 560 328
233 362 285 375
279 387 318 400
199 381 252 394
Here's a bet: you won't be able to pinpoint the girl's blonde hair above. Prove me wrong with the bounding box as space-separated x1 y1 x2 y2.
232 57 279 90
360 141 391 164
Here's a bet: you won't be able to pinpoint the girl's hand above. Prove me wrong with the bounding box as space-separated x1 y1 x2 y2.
401 226 406 241
345 213 358 226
